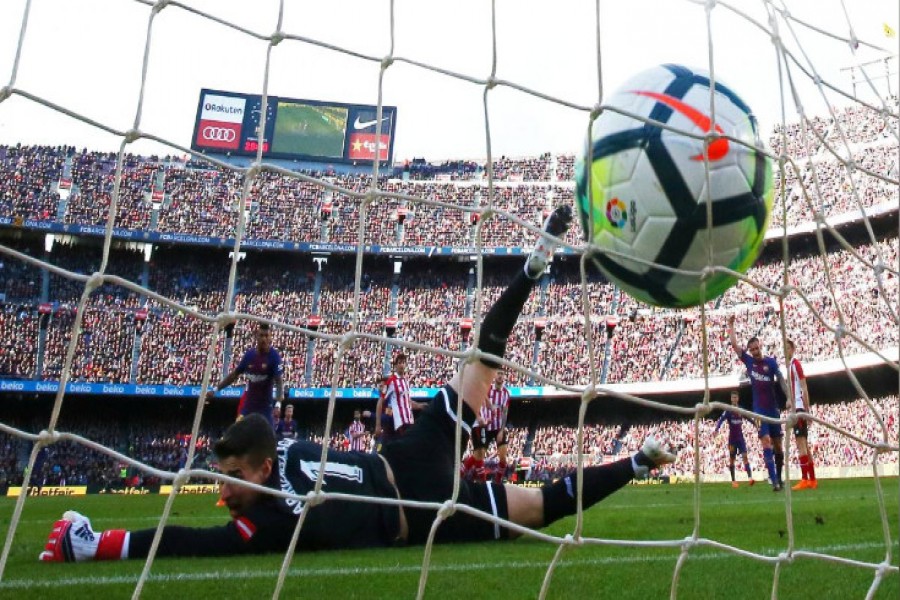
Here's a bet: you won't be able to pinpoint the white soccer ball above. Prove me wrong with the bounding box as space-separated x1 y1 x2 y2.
575 64 773 308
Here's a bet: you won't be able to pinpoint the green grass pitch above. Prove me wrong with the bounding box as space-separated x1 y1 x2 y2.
0 478 896 598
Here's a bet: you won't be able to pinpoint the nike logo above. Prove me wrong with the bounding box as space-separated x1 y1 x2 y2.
353 116 390 130
632 90 729 161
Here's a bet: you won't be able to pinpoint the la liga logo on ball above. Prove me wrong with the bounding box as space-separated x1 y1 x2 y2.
605 198 628 229
575 63 773 308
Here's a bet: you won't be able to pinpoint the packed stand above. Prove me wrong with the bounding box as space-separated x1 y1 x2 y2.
0 413 222 490
0 131 897 390
0 234 895 388
1 99 897 249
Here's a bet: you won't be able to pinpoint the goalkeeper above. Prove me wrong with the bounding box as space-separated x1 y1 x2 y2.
40 206 676 562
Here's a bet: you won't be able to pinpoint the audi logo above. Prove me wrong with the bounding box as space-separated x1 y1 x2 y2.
202 127 236 142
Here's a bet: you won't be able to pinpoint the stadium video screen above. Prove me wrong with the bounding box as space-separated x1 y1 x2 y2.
192 89 396 164
271 102 349 159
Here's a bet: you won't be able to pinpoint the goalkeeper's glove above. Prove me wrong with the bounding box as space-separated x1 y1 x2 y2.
39 511 128 562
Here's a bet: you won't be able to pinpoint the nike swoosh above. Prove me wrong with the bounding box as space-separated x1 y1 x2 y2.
354 116 389 130
632 90 729 161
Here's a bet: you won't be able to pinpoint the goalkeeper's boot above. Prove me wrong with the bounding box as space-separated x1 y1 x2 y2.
632 435 676 477
731 481 739 489
791 480 810 491
747 479 756 487
807 479 818 489
526 205 573 279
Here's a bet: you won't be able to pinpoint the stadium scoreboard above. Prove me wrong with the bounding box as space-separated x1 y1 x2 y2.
191 88 397 164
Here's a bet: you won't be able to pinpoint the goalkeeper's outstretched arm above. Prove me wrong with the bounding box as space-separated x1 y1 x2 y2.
40 505 296 562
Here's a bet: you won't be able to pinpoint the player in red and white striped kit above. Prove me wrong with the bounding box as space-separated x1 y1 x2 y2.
373 376 394 451
378 353 425 436
485 371 511 483
787 340 817 490
348 410 368 452
464 370 511 483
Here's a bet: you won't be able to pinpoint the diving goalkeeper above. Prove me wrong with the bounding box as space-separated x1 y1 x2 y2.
40 206 676 562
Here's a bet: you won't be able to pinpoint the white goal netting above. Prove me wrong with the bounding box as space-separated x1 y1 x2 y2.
0 0 897 598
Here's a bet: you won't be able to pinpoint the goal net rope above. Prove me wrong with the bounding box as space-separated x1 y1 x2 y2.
0 0 897 598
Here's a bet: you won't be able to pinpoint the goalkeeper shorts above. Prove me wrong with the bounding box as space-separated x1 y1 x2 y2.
380 385 511 545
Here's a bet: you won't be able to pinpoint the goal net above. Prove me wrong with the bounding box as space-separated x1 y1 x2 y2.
0 0 896 598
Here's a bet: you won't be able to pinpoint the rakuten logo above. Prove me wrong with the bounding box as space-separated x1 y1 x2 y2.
200 94 246 124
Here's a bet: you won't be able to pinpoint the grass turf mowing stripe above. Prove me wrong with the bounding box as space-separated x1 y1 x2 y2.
3 540 895 589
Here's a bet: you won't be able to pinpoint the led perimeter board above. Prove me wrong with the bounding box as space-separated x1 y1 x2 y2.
191 88 397 164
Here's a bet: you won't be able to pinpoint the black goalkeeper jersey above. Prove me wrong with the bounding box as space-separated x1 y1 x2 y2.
129 439 401 558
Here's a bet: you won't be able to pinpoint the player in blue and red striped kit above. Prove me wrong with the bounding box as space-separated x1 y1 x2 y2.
208 322 285 429
728 316 788 491
715 391 755 488
276 403 299 441
207 322 285 506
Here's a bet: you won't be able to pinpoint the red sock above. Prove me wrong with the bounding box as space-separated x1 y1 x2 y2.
474 459 485 481
495 462 507 484
463 455 476 471
799 455 809 480
807 456 816 481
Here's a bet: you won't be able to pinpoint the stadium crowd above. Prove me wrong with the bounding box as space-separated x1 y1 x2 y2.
0 96 896 492
1 99 896 251
0 232 895 389
0 409 227 490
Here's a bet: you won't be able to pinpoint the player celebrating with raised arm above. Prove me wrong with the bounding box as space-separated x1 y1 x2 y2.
40 206 675 562
727 315 787 491
786 340 817 490
715 391 756 488
207 322 285 428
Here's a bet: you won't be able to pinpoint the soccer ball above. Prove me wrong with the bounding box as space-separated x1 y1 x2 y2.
575 64 773 308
